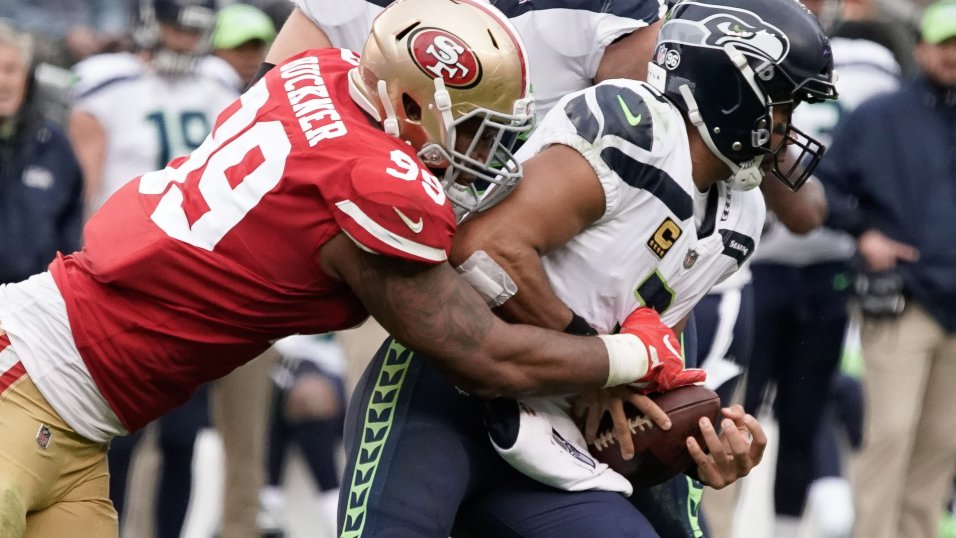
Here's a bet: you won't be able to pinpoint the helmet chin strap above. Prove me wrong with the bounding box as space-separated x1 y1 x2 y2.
346 69 398 133
344 71 402 137
419 77 455 168
376 80 400 137
678 84 763 191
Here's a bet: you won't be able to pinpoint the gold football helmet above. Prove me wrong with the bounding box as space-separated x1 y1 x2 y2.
349 0 534 219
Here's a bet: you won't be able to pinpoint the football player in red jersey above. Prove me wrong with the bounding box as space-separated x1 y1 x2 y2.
0 0 701 535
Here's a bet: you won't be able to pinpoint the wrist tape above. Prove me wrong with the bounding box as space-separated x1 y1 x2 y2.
598 333 649 387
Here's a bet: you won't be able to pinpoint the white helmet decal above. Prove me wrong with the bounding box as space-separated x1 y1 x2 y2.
662 3 790 64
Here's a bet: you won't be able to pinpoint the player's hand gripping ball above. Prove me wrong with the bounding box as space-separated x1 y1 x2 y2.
588 384 721 488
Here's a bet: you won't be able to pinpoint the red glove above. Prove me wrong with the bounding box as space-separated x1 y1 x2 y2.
620 307 706 394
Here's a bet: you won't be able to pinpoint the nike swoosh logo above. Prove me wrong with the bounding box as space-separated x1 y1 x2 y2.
617 94 642 126
663 334 682 361
393 207 424 234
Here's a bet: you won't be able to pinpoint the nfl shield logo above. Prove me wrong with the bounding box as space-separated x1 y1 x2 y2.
683 249 699 269
36 424 53 450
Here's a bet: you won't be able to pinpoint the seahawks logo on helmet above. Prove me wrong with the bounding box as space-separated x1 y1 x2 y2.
660 2 789 63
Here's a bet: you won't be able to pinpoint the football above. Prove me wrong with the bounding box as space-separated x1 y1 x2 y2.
587 384 722 488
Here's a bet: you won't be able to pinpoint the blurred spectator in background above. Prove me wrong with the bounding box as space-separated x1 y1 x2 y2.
69 0 234 214
0 0 131 67
228 0 292 45
816 0 956 536
0 21 83 286
211 2 276 89
260 334 347 538
740 0 904 536
65 0 235 536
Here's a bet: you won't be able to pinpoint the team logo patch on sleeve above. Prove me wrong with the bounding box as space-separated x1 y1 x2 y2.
647 217 683 259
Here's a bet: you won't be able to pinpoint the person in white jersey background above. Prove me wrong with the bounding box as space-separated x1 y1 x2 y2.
69 0 236 214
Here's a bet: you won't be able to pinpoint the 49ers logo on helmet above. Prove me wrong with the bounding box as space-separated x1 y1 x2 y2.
408 28 482 89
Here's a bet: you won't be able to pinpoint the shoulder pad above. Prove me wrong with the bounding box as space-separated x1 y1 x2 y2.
562 80 672 152
195 56 243 93
329 147 456 264
71 53 146 99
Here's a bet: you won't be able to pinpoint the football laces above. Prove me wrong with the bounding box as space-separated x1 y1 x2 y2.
591 414 655 451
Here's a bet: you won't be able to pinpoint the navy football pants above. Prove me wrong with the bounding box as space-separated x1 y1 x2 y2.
339 337 660 537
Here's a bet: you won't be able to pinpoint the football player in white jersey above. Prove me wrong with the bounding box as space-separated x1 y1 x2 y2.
263 0 666 120
69 0 236 214
339 0 838 536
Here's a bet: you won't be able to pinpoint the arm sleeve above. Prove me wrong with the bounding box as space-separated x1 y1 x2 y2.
291 0 377 51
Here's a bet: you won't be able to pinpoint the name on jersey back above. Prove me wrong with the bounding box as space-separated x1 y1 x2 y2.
280 56 348 146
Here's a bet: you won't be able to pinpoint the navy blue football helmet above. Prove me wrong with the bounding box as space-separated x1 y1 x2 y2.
135 0 217 75
648 0 837 190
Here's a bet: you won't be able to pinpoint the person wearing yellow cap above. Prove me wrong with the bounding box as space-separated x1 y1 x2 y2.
813 1 956 537
212 3 276 88
920 0 956 48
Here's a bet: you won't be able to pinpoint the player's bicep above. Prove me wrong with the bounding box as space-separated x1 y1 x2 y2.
321 233 495 364
594 19 662 84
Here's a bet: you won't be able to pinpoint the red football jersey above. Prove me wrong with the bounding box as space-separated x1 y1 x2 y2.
50 49 457 431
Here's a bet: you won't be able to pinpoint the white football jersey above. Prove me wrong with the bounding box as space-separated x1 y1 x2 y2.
517 79 766 331
754 37 901 266
492 79 764 493
291 0 664 119
71 52 239 211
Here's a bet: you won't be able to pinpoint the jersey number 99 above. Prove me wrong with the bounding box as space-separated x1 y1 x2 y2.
138 81 291 251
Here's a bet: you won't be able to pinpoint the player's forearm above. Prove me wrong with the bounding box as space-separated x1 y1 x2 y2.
447 320 612 398
265 8 333 64
463 244 573 331
452 218 575 330
327 235 626 397
761 175 827 234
